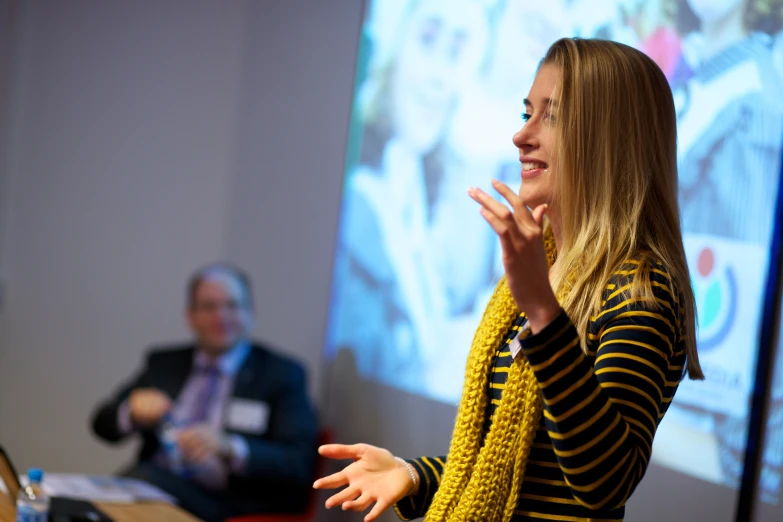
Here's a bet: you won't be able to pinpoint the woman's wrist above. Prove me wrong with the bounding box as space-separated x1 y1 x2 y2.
394 457 419 496
525 300 562 334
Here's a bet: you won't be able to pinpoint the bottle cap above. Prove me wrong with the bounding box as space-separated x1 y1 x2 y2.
28 468 43 483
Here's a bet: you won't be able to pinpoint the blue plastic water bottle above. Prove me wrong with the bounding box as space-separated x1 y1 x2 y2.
160 414 188 476
16 468 49 522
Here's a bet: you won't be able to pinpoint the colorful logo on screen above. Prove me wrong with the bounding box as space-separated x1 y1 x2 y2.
694 247 737 351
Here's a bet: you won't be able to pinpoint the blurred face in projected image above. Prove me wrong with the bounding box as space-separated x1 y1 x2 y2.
390 0 482 154
187 271 253 357
512 63 561 210
494 0 566 87
687 0 745 26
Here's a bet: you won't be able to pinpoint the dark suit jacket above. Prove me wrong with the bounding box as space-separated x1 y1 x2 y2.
91 342 318 513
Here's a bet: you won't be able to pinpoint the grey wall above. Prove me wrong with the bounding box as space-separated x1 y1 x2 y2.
0 0 369 495
0 3 448 520
0 0 18 307
0 0 252 472
225 0 361 413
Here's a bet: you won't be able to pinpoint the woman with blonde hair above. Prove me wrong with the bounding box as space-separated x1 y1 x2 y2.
314 37 703 522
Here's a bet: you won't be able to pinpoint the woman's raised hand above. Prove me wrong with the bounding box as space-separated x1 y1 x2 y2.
468 179 561 332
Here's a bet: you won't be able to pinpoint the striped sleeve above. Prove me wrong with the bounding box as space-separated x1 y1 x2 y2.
393 456 447 520
519 267 679 511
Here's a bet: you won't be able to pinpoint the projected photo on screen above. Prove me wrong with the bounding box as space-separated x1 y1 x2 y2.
324 0 783 501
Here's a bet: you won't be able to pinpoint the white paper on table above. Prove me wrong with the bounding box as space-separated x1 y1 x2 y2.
38 473 176 504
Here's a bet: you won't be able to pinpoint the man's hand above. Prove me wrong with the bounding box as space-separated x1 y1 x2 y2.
128 388 172 427
178 424 231 464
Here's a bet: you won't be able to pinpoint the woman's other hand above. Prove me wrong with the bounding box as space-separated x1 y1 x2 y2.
313 443 417 521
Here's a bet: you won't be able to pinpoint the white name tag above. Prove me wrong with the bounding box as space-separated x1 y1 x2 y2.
509 322 531 359
510 336 523 359
226 399 270 434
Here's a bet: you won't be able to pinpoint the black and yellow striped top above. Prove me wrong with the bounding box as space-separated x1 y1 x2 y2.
395 261 686 521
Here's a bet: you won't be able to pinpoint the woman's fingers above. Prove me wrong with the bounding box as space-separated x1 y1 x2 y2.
491 179 542 229
490 179 521 209
469 185 543 239
467 187 515 224
479 207 510 238
365 498 391 522
531 203 548 226
343 491 374 512
324 485 360 509
313 471 348 490
319 443 363 459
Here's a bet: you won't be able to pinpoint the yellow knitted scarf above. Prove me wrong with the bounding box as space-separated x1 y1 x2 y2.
424 228 561 522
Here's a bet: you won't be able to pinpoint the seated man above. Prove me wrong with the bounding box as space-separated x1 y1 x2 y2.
91 264 317 522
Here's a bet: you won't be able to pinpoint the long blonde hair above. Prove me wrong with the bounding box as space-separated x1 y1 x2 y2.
545 38 702 379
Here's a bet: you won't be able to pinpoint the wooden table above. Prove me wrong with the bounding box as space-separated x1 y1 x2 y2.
0 491 202 521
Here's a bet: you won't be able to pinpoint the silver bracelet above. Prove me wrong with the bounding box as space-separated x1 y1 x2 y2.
394 456 418 495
